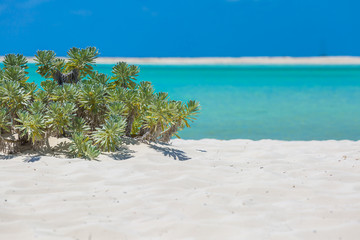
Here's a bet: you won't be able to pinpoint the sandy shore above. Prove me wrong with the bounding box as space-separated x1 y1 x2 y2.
4 56 360 65
1 139 360 239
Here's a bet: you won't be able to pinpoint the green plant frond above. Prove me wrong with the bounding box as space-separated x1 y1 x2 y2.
0 68 4 82
111 62 140 88
78 83 106 111
184 100 201 121
88 71 110 86
33 89 47 103
3 66 29 84
3 54 28 72
51 84 78 103
71 117 90 134
0 109 10 132
23 82 37 98
16 110 45 144
40 79 57 94
29 101 46 115
106 102 126 118
69 132 100 160
53 58 66 72
46 102 77 136
0 47 200 155
34 50 57 78
93 117 125 152
66 47 99 78
0 80 30 111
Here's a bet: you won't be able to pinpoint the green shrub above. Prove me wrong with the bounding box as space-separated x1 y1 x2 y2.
0 47 200 159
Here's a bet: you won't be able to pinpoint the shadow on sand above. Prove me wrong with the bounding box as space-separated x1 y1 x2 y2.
23 155 41 163
0 154 16 160
107 145 135 161
149 144 191 161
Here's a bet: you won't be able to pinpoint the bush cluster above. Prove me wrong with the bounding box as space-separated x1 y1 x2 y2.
0 47 200 159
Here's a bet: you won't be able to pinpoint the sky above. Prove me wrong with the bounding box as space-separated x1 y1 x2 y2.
0 0 359 57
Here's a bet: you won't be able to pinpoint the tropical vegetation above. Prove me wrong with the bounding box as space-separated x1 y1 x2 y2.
0 47 200 159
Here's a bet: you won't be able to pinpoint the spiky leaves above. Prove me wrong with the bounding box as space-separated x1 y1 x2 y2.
69 133 100 160
51 84 78 103
140 92 172 141
0 109 10 133
87 71 110 87
34 50 65 79
111 62 140 88
16 111 45 144
183 100 201 125
78 83 106 129
1 47 200 158
93 117 126 152
159 100 200 143
71 117 90 135
3 54 28 73
0 80 30 115
106 102 126 119
3 66 29 85
66 47 99 79
46 102 76 137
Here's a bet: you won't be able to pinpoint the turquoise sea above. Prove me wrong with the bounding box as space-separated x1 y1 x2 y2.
26 64 360 140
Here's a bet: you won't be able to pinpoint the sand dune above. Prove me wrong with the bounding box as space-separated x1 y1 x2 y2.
1 139 360 239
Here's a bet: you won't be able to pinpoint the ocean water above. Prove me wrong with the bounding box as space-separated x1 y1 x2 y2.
25 64 360 140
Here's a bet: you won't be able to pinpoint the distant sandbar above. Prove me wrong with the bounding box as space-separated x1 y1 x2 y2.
4 56 360 65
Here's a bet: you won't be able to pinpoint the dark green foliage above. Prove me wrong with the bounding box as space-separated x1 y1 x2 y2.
69 132 100 160
0 47 200 159
34 50 57 78
3 54 28 72
111 62 140 88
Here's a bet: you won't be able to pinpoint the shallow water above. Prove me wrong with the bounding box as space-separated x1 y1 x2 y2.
26 64 360 140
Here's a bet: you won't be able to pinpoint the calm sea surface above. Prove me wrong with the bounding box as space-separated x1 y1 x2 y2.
26 64 360 140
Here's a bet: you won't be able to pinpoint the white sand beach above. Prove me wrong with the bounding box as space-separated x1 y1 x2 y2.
1 139 360 239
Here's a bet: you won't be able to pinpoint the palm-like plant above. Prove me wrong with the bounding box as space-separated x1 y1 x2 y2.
69 132 100 160
3 66 29 85
16 110 45 145
87 71 110 87
111 62 140 88
51 84 78 103
3 54 28 73
78 83 106 129
141 92 173 141
0 80 31 129
70 117 90 135
93 116 126 152
34 50 57 78
0 109 10 133
0 68 4 81
1 47 200 157
106 102 126 119
65 47 99 79
46 102 76 137
159 100 200 143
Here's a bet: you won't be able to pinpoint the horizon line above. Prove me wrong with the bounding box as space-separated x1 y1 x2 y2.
2 56 360 65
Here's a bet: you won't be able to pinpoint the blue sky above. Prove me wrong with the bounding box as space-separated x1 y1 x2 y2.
0 0 359 57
